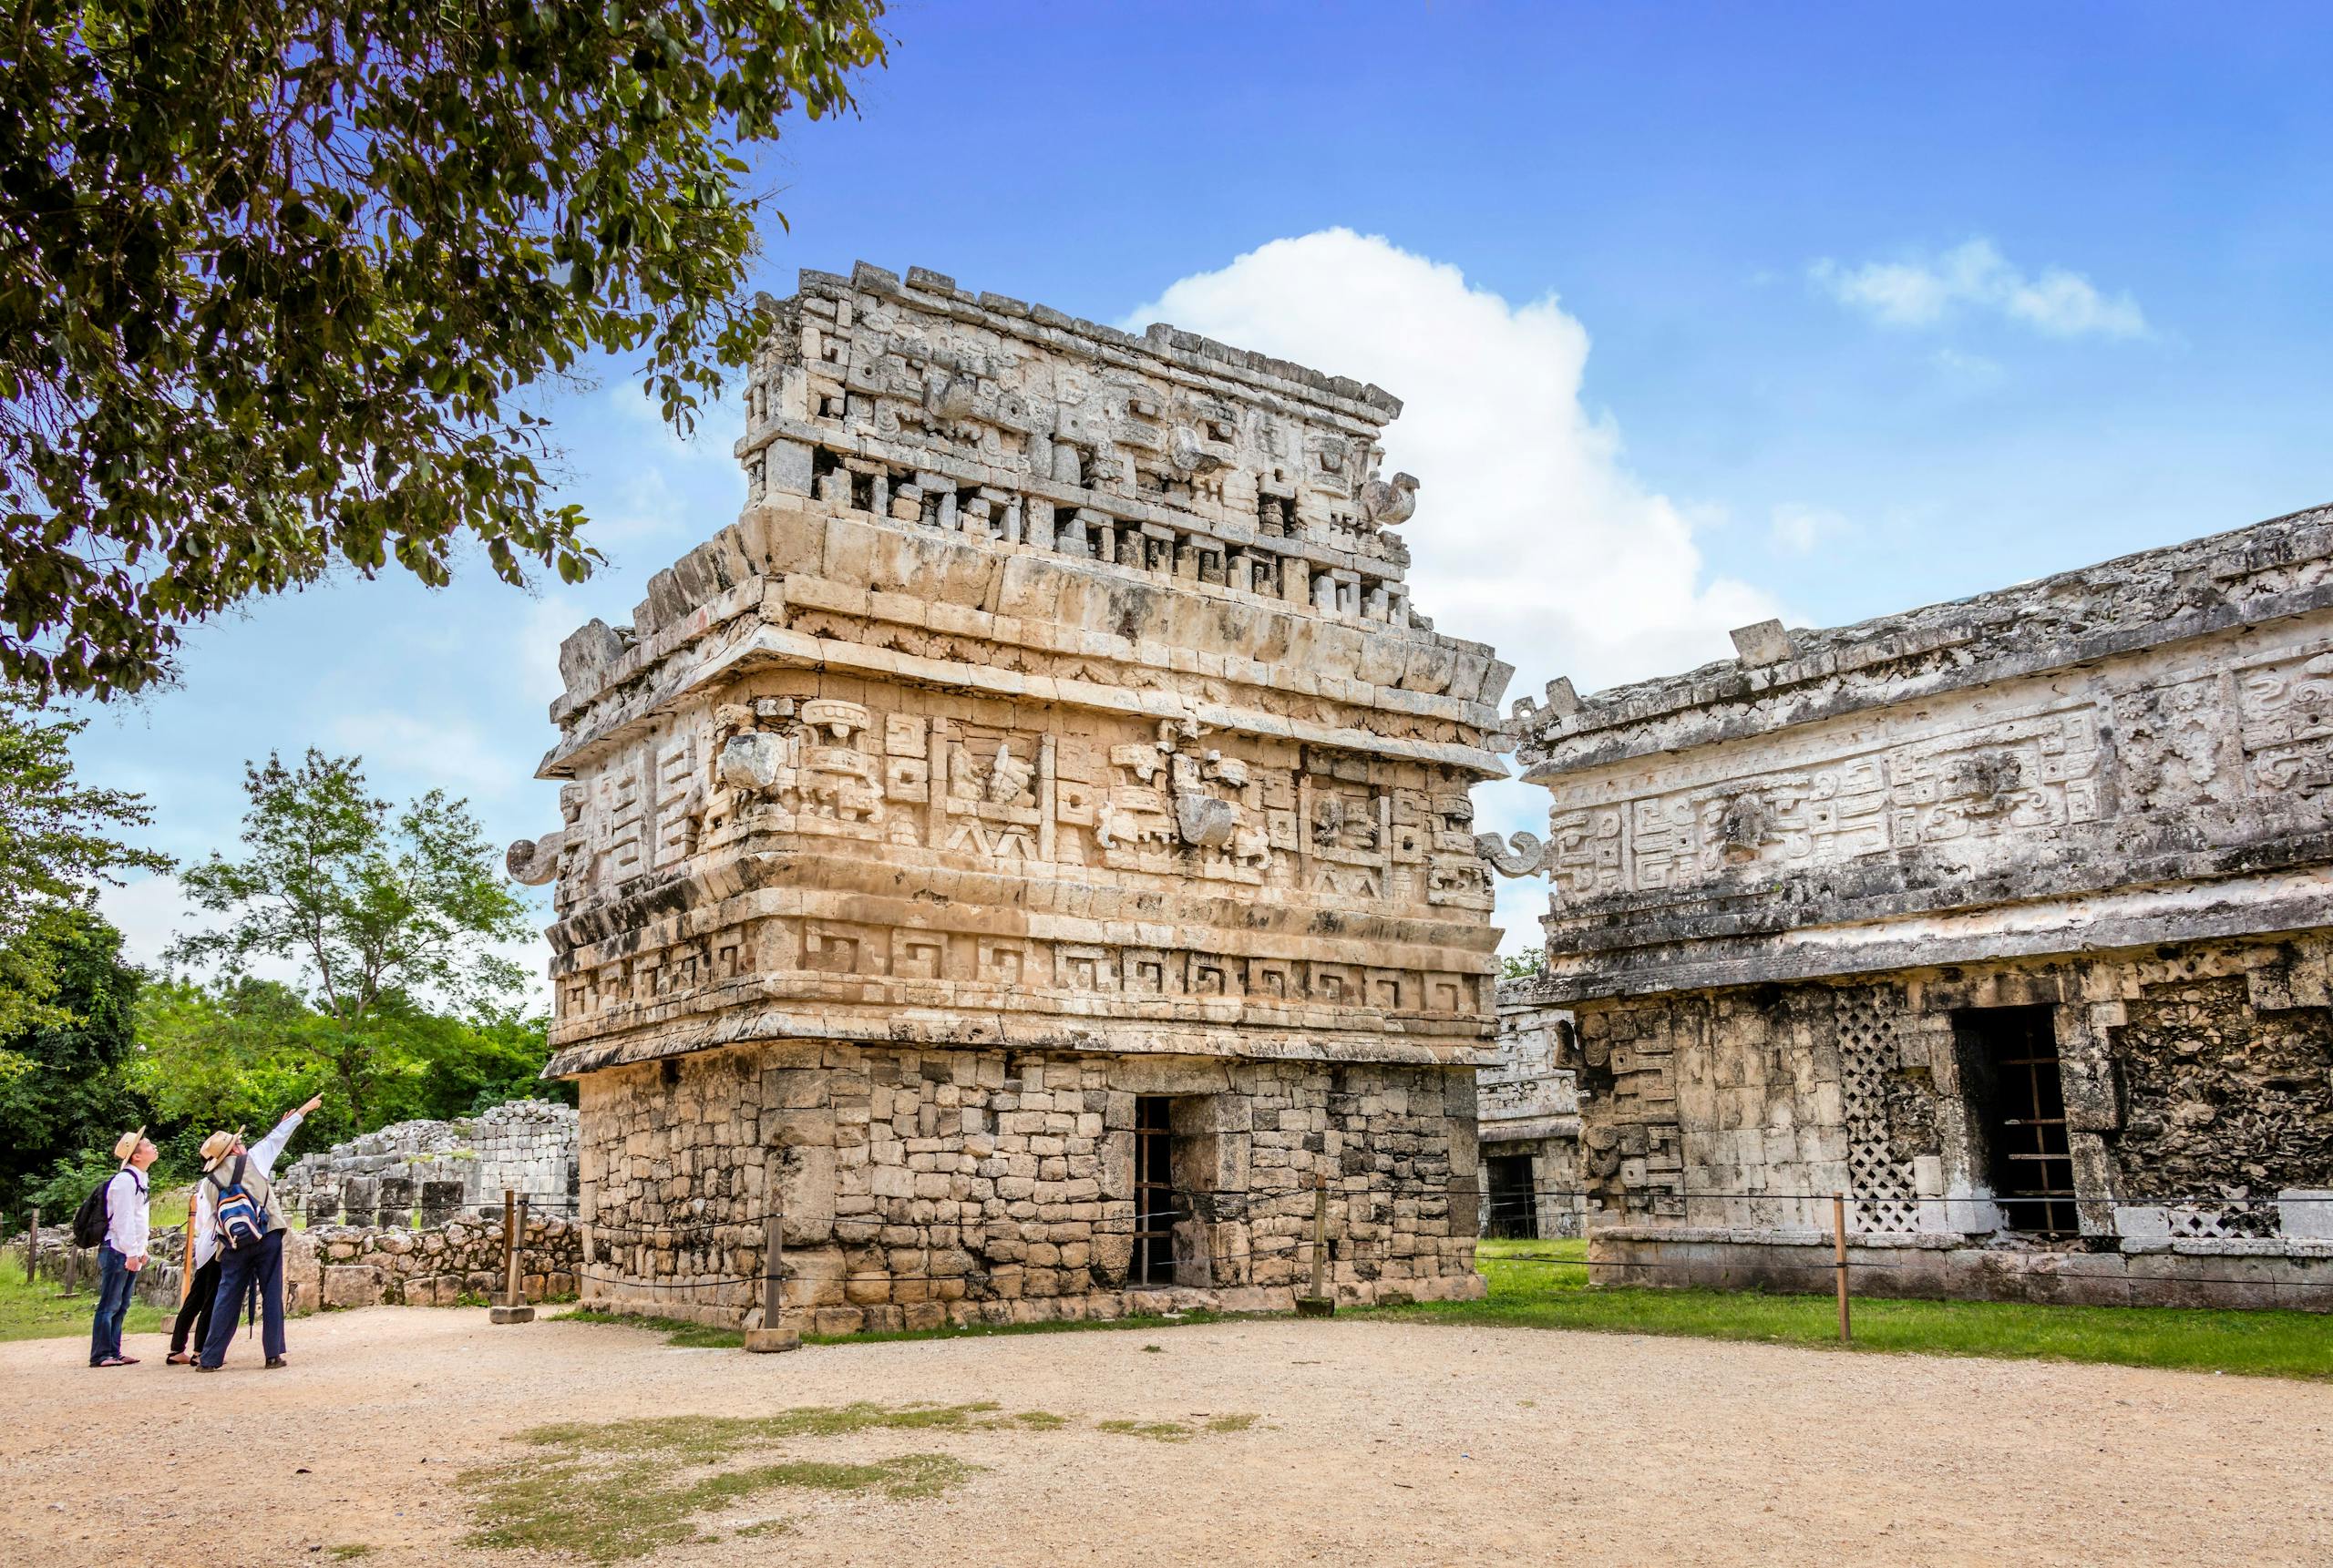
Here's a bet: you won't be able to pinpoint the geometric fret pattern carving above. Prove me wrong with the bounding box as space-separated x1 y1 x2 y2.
1836 991 1919 1235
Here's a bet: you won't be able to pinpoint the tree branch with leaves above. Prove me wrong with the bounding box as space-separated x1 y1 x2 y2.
1 0 890 698
169 750 532 1124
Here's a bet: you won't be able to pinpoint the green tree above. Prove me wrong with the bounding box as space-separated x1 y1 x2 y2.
168 750 533 1126
0 907 143 1211
2 0 890 698
1499 946 1547 982
0 690 169 1052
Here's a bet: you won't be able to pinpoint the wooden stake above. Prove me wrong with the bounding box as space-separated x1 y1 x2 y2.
745 1206 798 1352
1296 1173 1334 1317
25 1206 36 1287
1833 1192 1852 1344
490 1187 533 1324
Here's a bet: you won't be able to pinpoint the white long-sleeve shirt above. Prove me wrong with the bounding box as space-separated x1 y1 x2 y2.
192 1110 305 1270
103 1168 149 1260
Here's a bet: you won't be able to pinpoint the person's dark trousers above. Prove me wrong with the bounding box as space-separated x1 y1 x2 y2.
170 1255 221 1356
88 1243 134 1365
199 1229 285 1367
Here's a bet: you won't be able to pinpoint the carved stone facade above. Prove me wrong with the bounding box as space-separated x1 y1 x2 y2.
519 263 1507 1329
1479 989 1583 1240
1502 507 2333 1308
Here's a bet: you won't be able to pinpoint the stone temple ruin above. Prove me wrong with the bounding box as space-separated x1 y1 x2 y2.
509 262 1510 1330
1492 505 2333 1307
511 258 2332 1320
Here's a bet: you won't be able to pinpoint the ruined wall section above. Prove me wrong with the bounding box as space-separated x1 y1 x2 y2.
576 1041 1482 1330
1499 506 2333 1001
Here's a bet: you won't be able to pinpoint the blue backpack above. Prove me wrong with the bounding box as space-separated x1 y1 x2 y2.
211 1155 269 1250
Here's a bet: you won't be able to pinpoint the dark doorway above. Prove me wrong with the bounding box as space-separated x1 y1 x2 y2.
1131 1096 1177 1286
1956 1006 2077 1236
1485 1153 1538 1240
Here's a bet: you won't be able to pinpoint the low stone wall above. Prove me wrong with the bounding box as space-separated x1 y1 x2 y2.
1588 1225 2333 1311
9 1213 579 1316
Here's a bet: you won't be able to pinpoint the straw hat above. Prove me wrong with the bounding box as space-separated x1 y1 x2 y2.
199 1127 245 1172
112 1127 147 1163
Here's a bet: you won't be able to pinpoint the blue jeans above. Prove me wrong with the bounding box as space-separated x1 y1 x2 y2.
200 1229 286 1367
89 1244 135 1364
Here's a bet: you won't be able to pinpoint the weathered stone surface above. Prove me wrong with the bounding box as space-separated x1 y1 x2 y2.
519 264 1506 1326
321 1265 383 1309
280 1101 576 1222
1505 507 2333 1309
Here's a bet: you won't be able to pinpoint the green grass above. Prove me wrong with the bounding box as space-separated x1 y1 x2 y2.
554 1241 2332 1382
0 1252 170 1345
457 1399 1251 1561
1351 1237 2333 1381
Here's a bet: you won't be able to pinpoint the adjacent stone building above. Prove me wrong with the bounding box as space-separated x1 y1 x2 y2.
510 262 1510 1331
279 1100 579 1224
1479 990 1583 1239
1493 506 2333 1308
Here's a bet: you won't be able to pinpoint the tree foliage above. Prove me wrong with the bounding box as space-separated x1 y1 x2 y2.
0 907 142 1212
0 688 168 1050
2 0 889 697
169 749 533 1124
1499 946 1547 982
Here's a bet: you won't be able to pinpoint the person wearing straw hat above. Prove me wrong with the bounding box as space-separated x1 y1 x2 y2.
162 1123 240 1365
194 1094 321 1372
89 1128 157 1368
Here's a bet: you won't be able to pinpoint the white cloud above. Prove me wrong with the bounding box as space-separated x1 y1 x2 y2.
1769 503 1852 556
1126 230 1787 958
1810 239 2146 339
1124 230 1780 699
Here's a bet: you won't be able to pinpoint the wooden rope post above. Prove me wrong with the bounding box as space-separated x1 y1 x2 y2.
25 1206 37 1287
1833 1192 1852 1344
745 1205 798 1353
1296 1173 1334 1317
490 1187 533 1324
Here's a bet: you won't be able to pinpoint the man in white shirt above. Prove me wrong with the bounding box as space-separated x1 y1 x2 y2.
90 1128 156 1368
196 1095 321 1371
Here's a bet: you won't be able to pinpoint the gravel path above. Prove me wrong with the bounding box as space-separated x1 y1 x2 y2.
5 1307 2329 1566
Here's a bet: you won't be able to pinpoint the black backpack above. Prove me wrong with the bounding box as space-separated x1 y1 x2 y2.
70 1173 116 1247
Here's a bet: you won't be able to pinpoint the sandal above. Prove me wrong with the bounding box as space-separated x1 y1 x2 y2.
91 1356 133 1368
167 1352 194 1365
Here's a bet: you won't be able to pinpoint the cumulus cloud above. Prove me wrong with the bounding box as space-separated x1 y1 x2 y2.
1810 239 2146 339
1125 230 1786 955
1124 229 1779 699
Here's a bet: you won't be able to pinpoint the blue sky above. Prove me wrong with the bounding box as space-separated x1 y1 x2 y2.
67 1 2333 982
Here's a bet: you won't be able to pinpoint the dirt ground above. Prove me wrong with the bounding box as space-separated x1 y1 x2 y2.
5 1307 2329 1567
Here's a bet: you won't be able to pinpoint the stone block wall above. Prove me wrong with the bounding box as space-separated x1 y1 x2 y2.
279 1100 578 1222
1565 936 2333 1307
576 1040 1485 1331
10 1214 580 1317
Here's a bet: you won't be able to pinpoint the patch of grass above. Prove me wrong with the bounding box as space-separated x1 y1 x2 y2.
550 1307 744 1348
732 1518 792 1540
1354 1236 2333 1382
0 1252 170 1344
1204 1413 1259 1433
1139 1342 1164 1352
1007 1409 1069 1430
1097 1418 1193 1442
460 1405 993 1563
325 1548 375 1561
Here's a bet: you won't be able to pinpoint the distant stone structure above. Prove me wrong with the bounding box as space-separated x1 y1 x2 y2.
1492 506 2333 1308
278 1100 578 1224
1479 989 1583 1240
512 262 1512 1331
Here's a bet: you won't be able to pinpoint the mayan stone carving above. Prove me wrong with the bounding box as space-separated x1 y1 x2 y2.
518 262 1511 1331
1506 505 2333 1309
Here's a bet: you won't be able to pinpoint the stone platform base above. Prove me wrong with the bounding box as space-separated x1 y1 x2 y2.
489 1304 536 1324
576 1269 1485 1337
744 1326 801 1353
1588 1227 2333 1312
